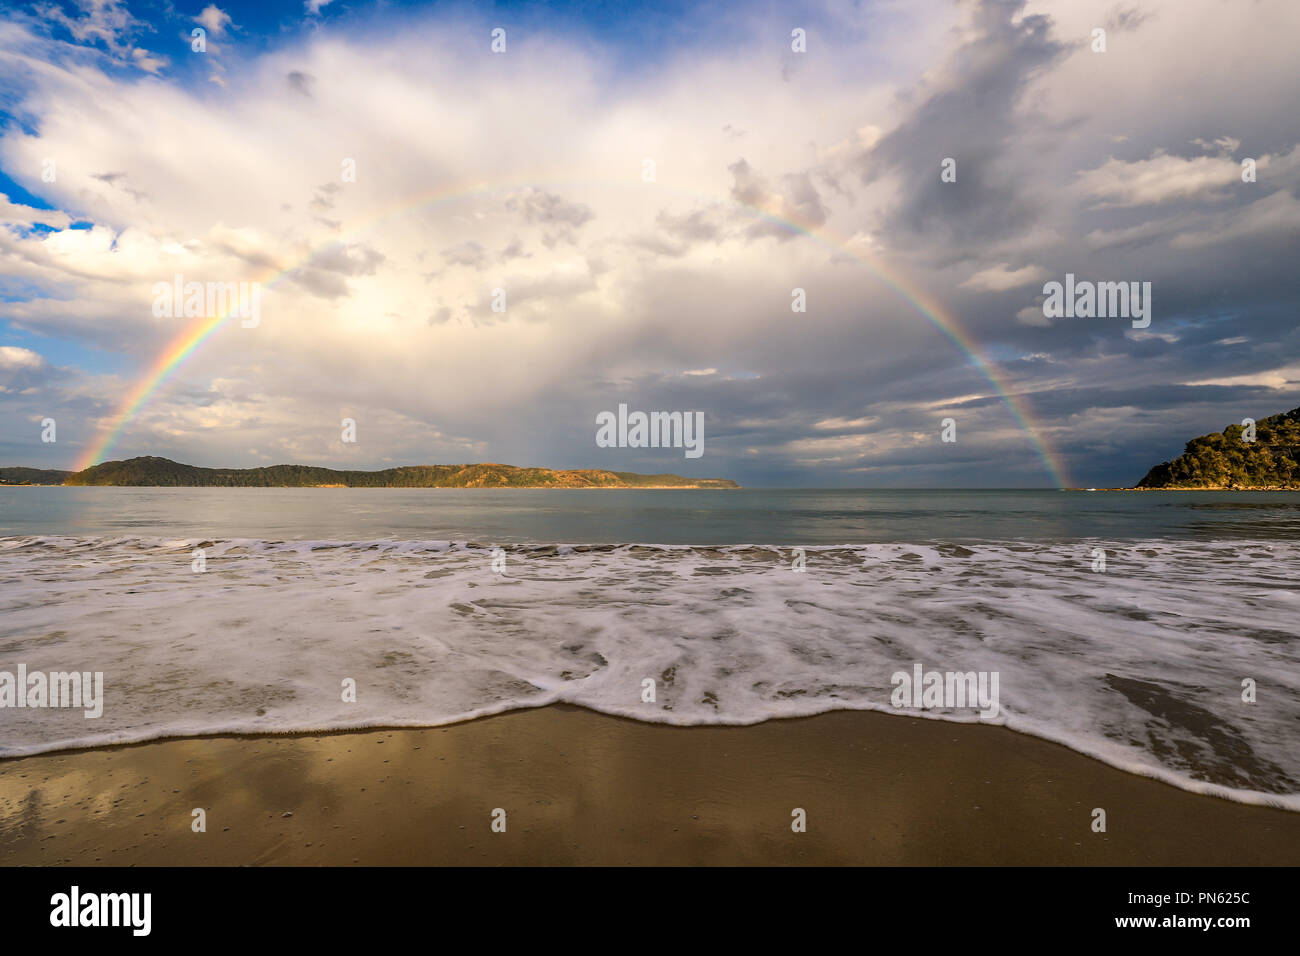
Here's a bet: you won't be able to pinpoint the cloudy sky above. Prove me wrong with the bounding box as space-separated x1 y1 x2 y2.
1 0 1297 487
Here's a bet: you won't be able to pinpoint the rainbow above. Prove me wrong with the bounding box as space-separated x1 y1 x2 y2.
74 304 259 474
74 178 1070 486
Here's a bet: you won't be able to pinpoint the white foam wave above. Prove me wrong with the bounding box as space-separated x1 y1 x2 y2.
0 535 1296 810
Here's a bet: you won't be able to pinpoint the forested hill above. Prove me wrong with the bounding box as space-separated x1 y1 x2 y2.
0 467 74 485
1136 407 1300 489
54 456 741 489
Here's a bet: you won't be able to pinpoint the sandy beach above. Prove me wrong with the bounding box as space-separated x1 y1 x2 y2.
1 705 1295 866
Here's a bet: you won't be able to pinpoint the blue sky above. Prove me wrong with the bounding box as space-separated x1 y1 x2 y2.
2 0 1299 485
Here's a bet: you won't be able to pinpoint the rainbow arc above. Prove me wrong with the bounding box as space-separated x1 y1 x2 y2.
74 179 1069 487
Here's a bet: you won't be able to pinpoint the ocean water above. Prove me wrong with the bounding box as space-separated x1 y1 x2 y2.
1 487 1297 810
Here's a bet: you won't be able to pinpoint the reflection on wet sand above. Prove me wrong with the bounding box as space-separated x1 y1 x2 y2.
2 705 1297 866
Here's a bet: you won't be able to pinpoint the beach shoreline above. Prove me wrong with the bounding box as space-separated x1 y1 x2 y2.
2 705 1295 866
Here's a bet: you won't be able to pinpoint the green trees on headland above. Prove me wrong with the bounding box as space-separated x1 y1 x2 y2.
0 467 73 485
1136 407 1300 489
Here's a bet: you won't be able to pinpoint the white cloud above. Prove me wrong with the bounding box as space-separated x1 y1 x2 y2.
1183 366 1300 389
1075 151 1241 208
195 5 232 38
0 196 72 230
130 47 168 74
1191 136 1241 155
812 416 876 430
1171 189 1300 248
0 346 46 370
1015 305 1051 327
961 263 1049 292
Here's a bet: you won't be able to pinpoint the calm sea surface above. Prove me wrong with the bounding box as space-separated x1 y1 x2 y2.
3 486 1299 543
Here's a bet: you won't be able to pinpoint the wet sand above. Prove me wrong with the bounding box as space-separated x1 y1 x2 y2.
1 705 1296 865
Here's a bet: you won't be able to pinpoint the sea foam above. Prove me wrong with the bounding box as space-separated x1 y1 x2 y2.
1 535 1296 810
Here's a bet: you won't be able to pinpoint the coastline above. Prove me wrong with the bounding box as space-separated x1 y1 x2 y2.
1097 487 1300 492
10 486 1300 494
2 705 1295 866
0 484 742 490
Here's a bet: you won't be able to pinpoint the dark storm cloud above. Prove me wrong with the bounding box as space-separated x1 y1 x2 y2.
791 0 1300 485
853 0 1066 249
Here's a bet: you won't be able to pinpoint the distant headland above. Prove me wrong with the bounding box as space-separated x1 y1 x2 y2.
0 456 741 489
1135 406 1300 490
